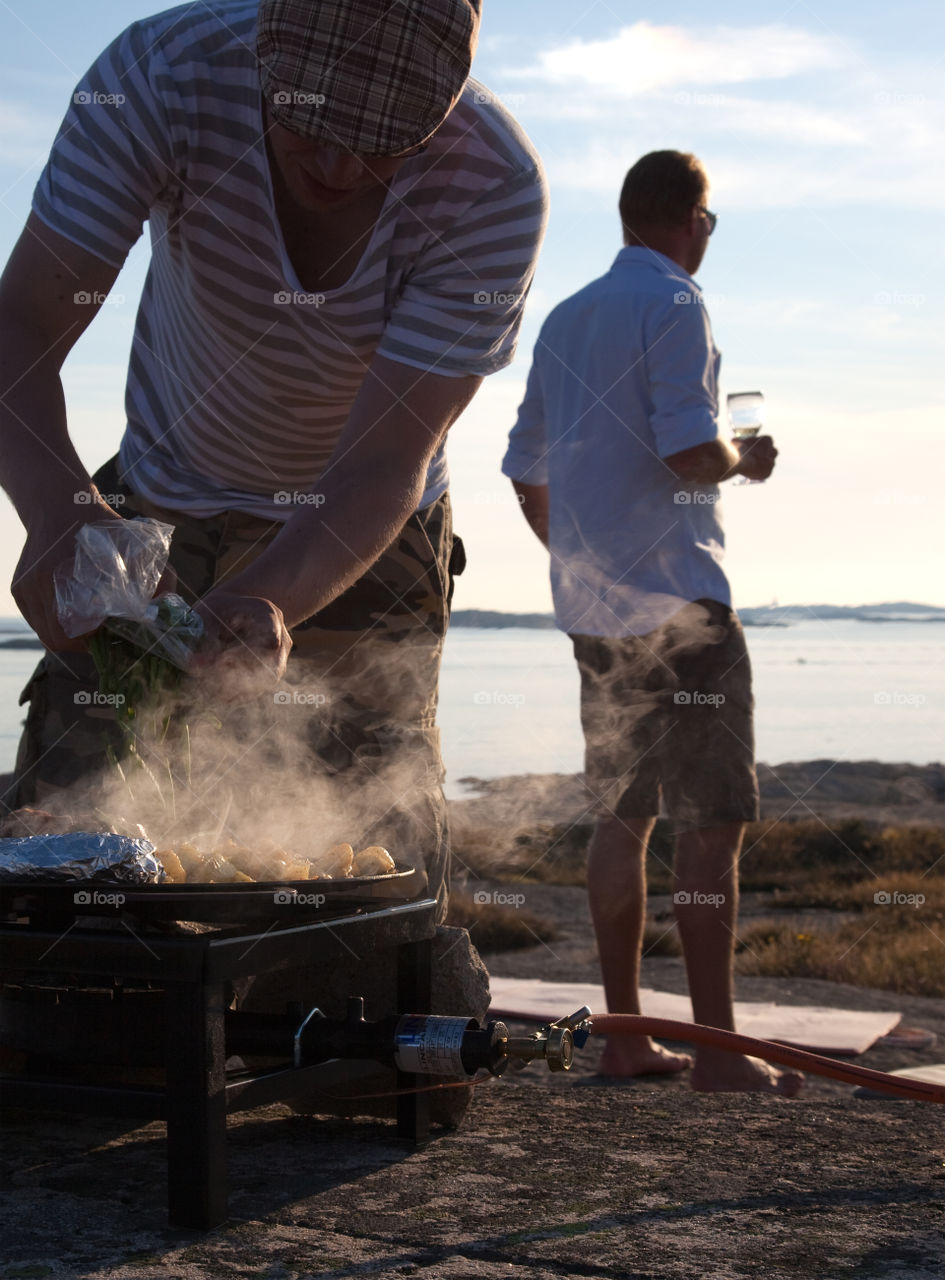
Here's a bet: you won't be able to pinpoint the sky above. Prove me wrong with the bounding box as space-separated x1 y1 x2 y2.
0 0 943 620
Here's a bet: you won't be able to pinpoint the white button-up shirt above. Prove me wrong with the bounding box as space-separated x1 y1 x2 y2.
503 247 732 636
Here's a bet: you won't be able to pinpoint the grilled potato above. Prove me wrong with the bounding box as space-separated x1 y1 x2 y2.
353 845 396 876
214 844 256 877
281 859 311 881
176 842 206 877
321 842 354 877
156 849 187 884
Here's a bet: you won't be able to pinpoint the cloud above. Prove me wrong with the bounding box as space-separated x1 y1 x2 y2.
670 94 864 146
491 20 945 211
517 22 851 96
537 123 945 212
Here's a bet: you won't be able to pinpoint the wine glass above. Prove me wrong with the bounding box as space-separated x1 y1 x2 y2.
727 390 765 486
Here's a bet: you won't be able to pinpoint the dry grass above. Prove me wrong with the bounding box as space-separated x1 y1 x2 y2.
736 918 943 998
642 919 683 957
736 867 944 998
450 817 944 993
446 889 559 953
454 818 942 894
735 819 940 892
451 820 592 886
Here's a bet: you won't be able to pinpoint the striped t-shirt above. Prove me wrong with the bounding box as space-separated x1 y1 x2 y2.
33 0 548 518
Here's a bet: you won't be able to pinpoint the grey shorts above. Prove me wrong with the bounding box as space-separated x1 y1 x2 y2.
571 599 759 832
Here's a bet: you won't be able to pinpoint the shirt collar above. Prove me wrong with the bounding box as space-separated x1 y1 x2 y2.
612 245 698 287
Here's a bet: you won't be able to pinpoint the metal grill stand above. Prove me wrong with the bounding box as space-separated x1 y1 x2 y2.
0 898 436 1228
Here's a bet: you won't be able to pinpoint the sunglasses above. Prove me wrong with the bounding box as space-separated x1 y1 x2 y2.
698 205 718 235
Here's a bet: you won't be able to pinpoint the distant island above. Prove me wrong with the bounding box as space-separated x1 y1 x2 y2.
450 602 945 629
0 602 943 645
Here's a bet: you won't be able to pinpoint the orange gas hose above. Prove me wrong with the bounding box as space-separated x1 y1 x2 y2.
590 1014 944 1103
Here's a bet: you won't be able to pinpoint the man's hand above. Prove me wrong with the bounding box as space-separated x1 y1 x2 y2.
12 502 125 652
733 434 778 482
191 590 293 696
666 434 779 485
14 530 88 653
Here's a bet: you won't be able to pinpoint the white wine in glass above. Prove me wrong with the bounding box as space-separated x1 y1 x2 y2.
727 390 765 486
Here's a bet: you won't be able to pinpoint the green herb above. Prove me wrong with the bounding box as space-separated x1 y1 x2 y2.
87 596 205 795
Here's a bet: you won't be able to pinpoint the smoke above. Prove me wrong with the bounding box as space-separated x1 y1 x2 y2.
43 636 448 885
450 598 735 877
574 598 730 826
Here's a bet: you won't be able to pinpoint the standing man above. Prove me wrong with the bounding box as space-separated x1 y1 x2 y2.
0 0 547 913
503 151 800 1093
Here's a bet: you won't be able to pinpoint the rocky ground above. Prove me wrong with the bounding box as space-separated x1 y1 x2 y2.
449 761 945 834
1 764 943 1279
2 1070 944 1280
2 918 942 1280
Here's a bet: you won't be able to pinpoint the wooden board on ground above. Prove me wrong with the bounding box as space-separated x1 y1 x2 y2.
488 976 902 1056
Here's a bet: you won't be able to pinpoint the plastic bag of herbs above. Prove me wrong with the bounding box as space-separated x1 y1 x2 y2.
55 519 204 754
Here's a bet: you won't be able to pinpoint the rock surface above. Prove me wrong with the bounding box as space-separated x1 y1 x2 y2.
1 763 943 1279
450 762 945 832
2 1033 943 1279
2 933 943 1280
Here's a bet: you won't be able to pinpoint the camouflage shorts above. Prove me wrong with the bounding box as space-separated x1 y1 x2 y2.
5 458 466 913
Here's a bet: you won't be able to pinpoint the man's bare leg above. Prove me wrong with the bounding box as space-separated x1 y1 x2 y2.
588 813 693 1076
674 823 802 1095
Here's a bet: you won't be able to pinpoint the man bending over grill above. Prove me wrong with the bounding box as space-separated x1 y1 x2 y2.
503 151 801 1094
0 0 547 915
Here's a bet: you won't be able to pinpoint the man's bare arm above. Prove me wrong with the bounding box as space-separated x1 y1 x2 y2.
0 213 125 648
511 480 549 548
665 435 778 484
201 354 482 645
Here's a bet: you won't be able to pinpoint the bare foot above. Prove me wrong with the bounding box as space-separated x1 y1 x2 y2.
691 1052 804 1096
598 1035 693 1078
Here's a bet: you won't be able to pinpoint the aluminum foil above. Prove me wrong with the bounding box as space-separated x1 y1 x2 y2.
0 833 164 885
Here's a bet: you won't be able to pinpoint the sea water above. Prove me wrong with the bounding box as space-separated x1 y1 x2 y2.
436 620 944 798
0 620 941 800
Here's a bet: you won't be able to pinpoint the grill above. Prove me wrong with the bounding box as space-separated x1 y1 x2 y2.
0 869 437 1229
0 862 422 925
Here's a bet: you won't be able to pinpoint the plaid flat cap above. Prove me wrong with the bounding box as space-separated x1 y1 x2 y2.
258 0 481 155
